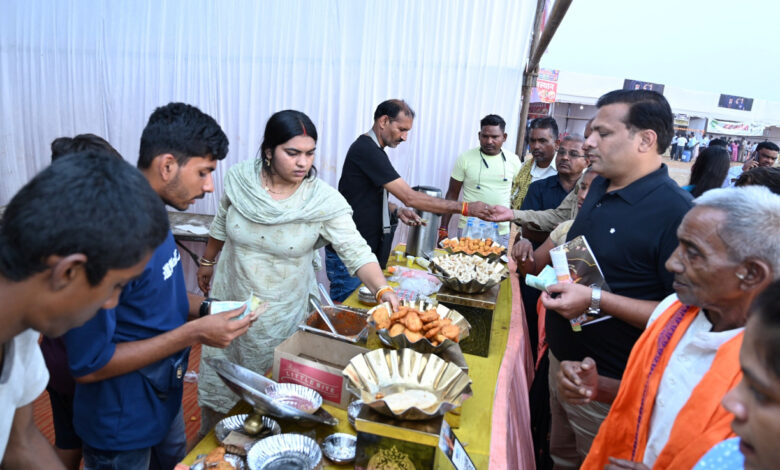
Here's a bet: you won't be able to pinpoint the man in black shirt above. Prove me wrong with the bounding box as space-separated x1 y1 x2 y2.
500 90 692 468
326 99 492 301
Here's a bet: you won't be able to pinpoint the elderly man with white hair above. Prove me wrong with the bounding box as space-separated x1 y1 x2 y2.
556 185 780 470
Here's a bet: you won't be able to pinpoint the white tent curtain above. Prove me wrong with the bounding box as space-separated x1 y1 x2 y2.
1 0 536 210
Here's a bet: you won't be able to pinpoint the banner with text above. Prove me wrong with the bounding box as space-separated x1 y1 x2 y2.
706 118 765 136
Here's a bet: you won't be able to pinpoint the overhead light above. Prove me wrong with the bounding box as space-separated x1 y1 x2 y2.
579 105 584 110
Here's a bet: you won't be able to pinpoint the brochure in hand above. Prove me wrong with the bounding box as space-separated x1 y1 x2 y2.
525 235 611 328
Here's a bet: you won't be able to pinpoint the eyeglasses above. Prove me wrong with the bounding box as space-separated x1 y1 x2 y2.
557 149 586 159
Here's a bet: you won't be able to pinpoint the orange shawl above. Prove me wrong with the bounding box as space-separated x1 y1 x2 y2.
581 300 743 470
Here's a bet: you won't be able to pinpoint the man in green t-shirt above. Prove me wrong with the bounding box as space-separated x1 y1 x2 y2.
439 114 522 246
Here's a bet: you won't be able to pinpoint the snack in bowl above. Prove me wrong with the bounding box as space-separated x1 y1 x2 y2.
367 300 471 352
441 236 504 256
375 303 458 346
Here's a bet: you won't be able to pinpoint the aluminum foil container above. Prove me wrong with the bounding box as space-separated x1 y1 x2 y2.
297 305 369 343
247 434 322 470
191 452 245 470
367 299 471 354
439 237 506 262
342 348 472 420
264 383 322 414
321 433 357 464
204 357 338 427
430 256 509 294
215 414 281 456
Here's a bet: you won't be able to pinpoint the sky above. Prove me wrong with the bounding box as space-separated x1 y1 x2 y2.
540 0 780 102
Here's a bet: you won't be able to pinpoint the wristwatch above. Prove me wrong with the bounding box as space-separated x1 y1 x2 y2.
199 297 217 318
588 284 602 315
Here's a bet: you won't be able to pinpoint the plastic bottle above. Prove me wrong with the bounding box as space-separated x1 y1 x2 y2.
463 217 475 239
490 223 500 242
477 220 488 240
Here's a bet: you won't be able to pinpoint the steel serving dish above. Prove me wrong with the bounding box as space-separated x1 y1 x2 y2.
191 452 245 470
321 433 357 464
247 433 322 470
204 357 338 426
430 254 509 294
298 305 370 343
342 348 472 420
367 299 471 354
215 414 282 456
263 383 322 414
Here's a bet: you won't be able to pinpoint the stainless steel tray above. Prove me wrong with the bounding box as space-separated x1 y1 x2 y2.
297 305 369 344
204 357 338 427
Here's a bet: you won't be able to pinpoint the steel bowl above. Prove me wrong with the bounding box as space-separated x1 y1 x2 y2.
430 255 509 294
247 434 322 470
263 383 323 414
367 299 471 354
321 433 357 464
215 414 282 456
342 348 472 420
204 357 338 427
191 452 246 470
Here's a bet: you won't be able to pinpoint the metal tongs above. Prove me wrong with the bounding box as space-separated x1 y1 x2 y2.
310 283 338 335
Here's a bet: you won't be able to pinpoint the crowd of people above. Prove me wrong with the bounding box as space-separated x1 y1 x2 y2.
0 89 778 470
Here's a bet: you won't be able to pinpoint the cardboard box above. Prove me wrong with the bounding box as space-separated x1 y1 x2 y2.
272 330 368 409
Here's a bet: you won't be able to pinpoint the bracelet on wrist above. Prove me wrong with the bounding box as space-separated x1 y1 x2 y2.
199 256 217 267
461 202 469 216
374 285 395 303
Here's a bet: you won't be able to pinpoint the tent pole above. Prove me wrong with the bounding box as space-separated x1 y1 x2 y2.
515 0 574 160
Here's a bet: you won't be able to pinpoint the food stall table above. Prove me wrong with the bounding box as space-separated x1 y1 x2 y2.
181 246 534 469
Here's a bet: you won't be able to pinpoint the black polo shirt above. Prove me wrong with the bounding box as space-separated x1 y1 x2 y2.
520 174 570 213
546 164 693 379
336 135 400 257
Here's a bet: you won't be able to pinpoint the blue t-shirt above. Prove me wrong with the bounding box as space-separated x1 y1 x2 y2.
64 231 190 451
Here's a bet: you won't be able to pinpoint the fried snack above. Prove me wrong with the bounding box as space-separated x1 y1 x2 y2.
214 462 236 470
401 311 423 332
419 309 439 323
205 446 227 465
442 237 504 256
389 323 405 336
421 319 440 332
404 329 423 342
374 302 460 346
390 306 409 322
372 306 391 330
424 325 442 339
441 324 460 342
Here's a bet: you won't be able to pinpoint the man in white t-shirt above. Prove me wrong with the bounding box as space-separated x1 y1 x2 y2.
0 152 169 467
440 114 522 246
675 133 687 161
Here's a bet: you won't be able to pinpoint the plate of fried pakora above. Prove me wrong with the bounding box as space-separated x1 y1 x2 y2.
440 237 506 261
367 299 470 354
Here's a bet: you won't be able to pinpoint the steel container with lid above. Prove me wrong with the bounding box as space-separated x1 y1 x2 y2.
405 185 442 258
